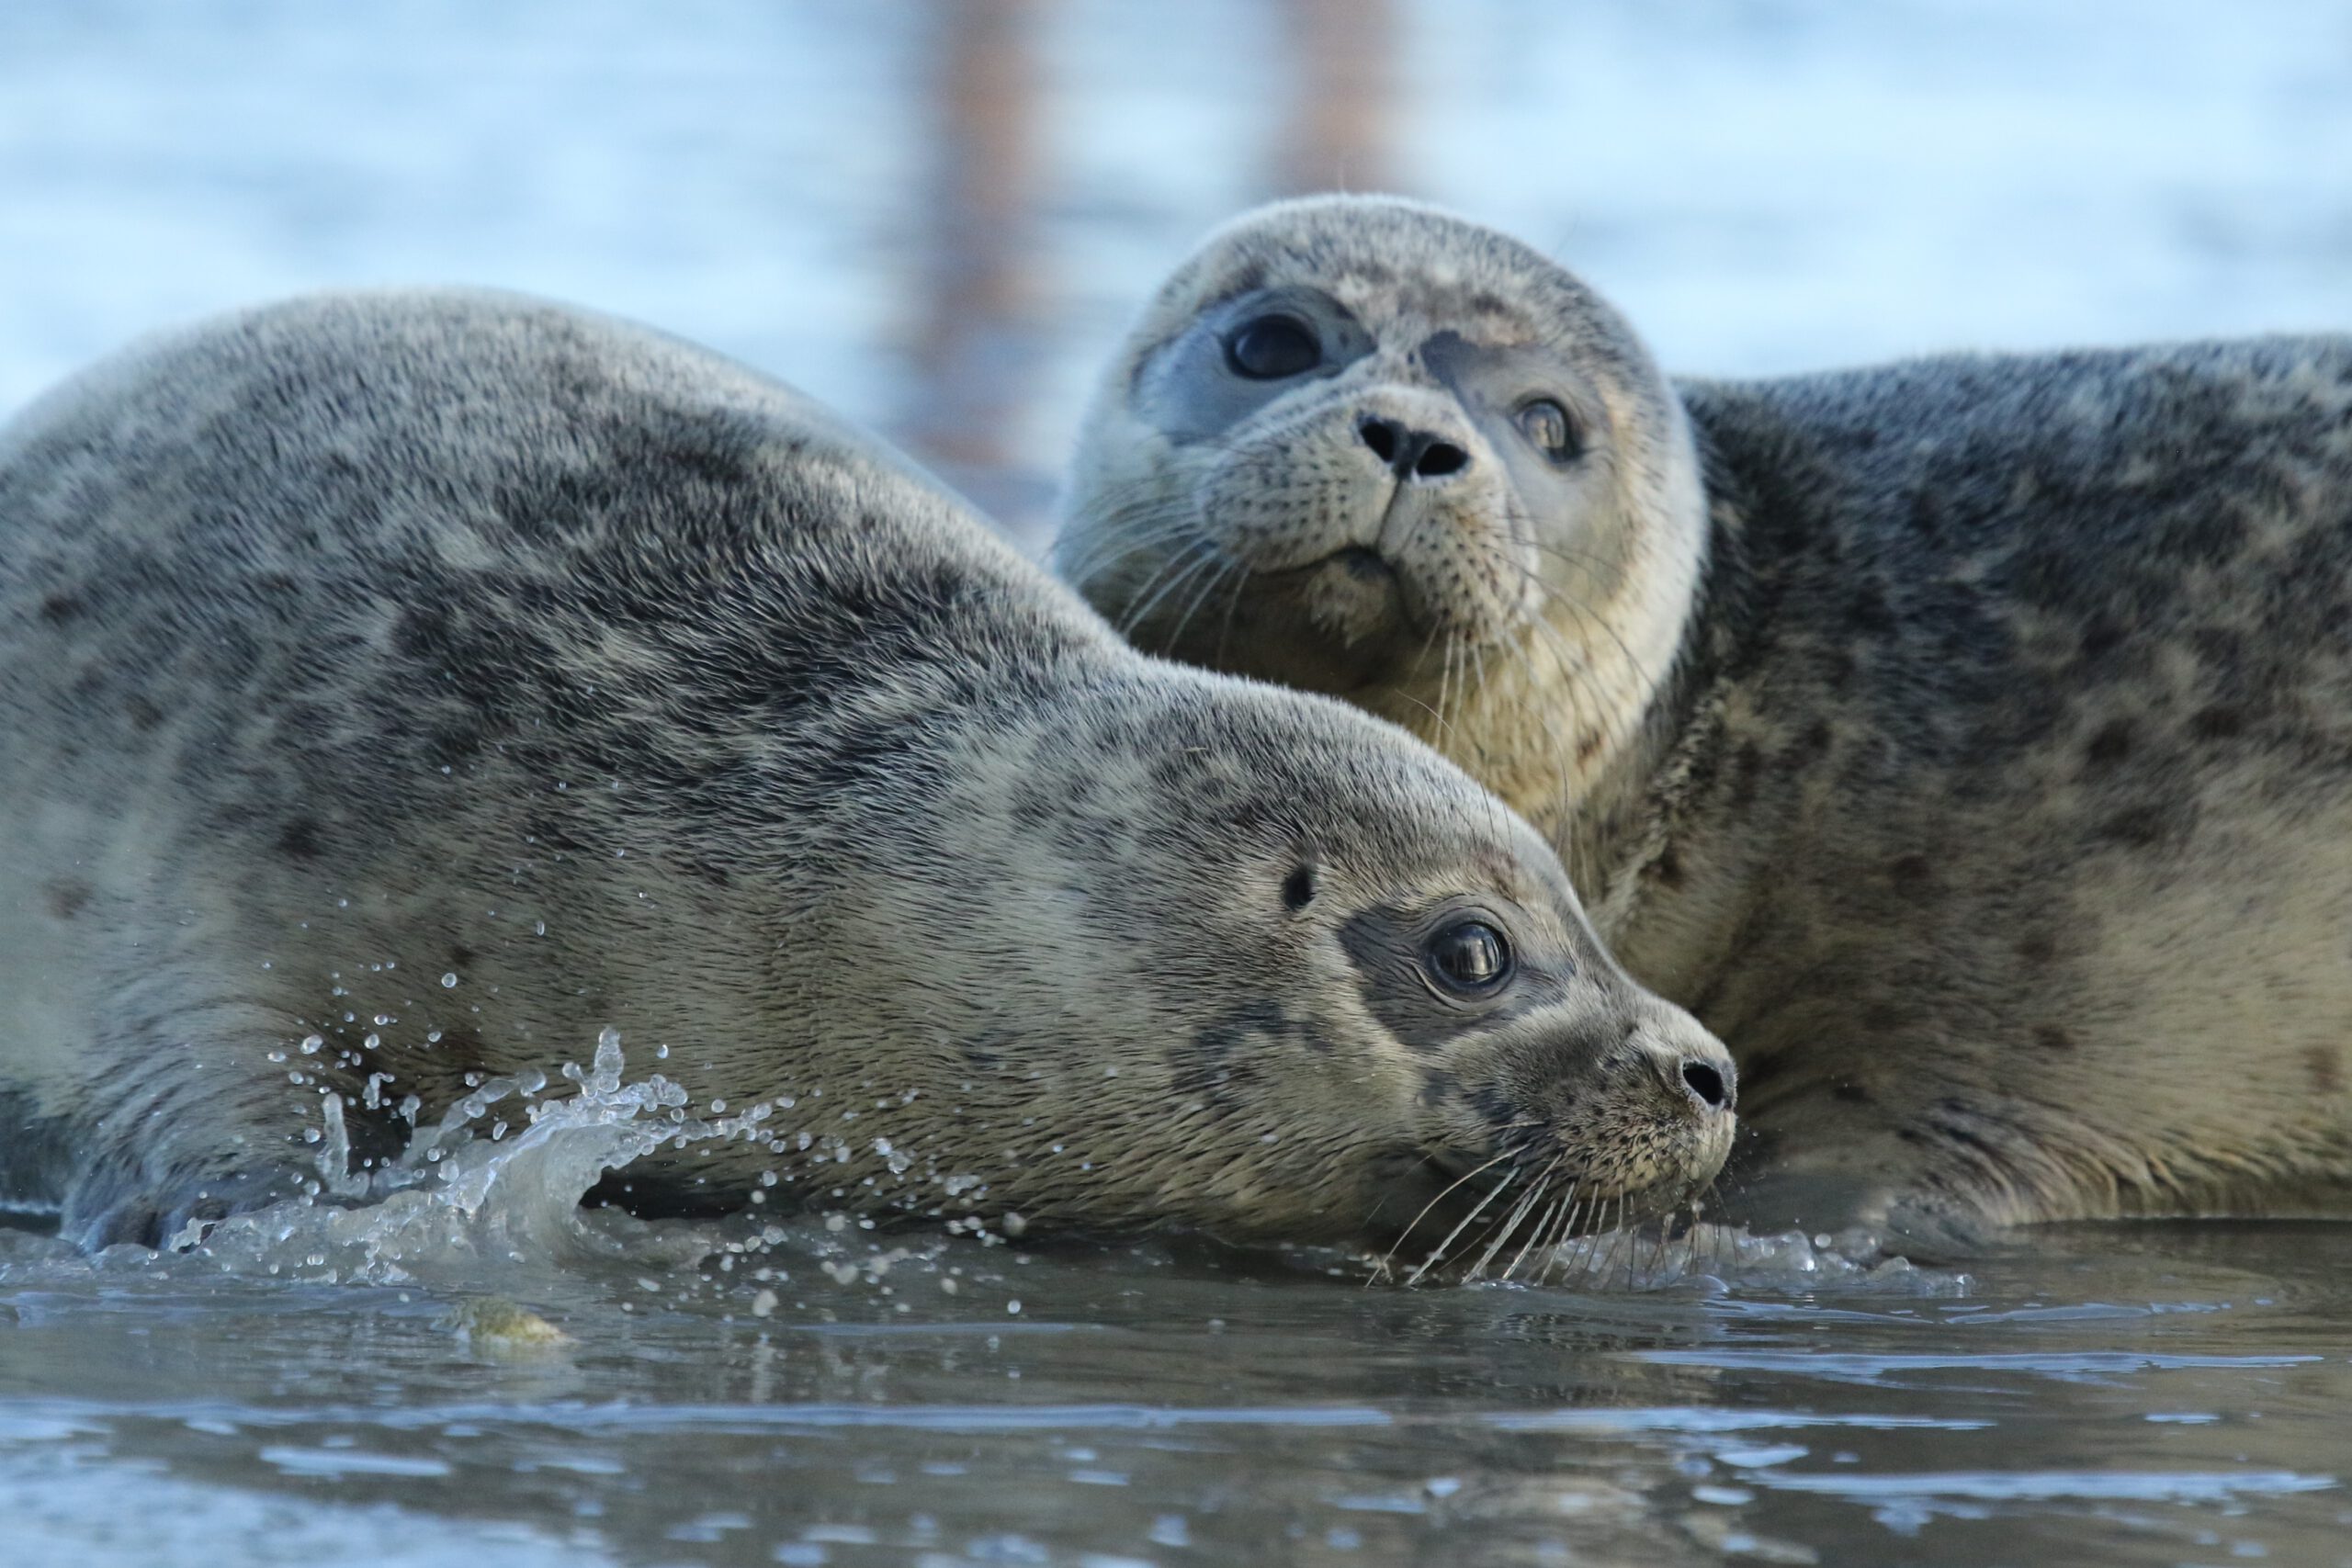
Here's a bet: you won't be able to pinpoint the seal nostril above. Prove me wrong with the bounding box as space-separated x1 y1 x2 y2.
1357 415 1399 466
1681 1059 1729 1110
1414 441 1468 479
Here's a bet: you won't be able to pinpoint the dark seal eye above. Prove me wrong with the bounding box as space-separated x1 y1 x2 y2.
1424 919 1513 997
1226 314 1322 380
1515 399 1578 462
1282 864 1317 912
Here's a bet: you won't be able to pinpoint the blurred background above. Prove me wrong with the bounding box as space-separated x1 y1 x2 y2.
1 0 2346 547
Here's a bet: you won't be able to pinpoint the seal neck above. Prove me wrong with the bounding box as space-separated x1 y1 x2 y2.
1551 391 1764 949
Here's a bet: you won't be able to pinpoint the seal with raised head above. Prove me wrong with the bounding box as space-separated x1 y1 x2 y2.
0 288 1736 1253
1057 195 2352 1250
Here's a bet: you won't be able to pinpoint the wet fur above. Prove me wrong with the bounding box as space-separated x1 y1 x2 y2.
1058 197 2352 1250
0 289 1733 1250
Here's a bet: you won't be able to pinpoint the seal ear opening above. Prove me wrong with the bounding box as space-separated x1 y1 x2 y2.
1281 864 1317 912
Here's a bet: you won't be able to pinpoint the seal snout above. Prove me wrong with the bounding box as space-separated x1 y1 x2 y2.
1632 1019 1738 1125
1357 413 1471 483
1679 1055 1735 1114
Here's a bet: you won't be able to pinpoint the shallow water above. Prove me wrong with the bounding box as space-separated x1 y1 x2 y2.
4 1050 2348 1567
5 4 2352 1564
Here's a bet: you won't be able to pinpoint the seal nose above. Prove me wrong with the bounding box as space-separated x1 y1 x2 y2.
1680 1056 1734 1112
1358 415 1469 482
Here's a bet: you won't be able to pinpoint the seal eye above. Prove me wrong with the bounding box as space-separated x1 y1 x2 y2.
1424 919 1512 997
1515 399 1578 462
1282 864 1317 912
1226 315 1322 380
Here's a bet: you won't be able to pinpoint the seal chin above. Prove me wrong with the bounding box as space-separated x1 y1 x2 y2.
1295 544 1413 647
1139 546 1422 698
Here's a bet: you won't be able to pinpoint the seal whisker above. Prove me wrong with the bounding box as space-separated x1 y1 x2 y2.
1161 558 1242 659
1527 1184 1573 1285
1115 537 1227 639
1050 488 1208 590
1503 1187 1567 1282
1211 562 1253 668
1407 1165 1521 1286
1464 1155 1559 1281
1378 1148 1515 1280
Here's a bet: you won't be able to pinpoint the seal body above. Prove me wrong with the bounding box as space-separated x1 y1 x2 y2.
1057 196 2352 1248
0 289 1736 1251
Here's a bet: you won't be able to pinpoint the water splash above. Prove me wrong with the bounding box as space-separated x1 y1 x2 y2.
1537 1224 1971 1297
163 1027 745 1288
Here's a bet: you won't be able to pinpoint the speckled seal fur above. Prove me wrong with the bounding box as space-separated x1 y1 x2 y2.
0 289 1736 1252
1057 195 2352 1251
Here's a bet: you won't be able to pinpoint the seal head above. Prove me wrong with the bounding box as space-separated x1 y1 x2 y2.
1057 194 1705 823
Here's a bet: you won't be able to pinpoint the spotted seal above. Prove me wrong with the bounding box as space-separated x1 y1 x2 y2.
1057 195 2352 1249
0 288 1735 1252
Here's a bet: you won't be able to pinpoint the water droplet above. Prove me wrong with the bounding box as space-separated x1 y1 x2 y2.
440 972 458 988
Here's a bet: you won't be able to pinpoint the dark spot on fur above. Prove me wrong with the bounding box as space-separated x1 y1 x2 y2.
1926 1110 2003 1161
2083 719 2132 771
2306 1044 2345 1096
1418 1069 1458 1108
1466 1083 1517 1130
38 592 83 624
1860 1001 1918 1034
2079 616 2126 664
960 1032 1009 1072
1651 846 1685 890
2033 1024 2075 1052
1728 742 1765 811
44 880 92 920
448 944 477 969
1845 583 1897 636
2016 931 2057 964
125 695 164 732
2097 803 2175 848
2189 705 2245 741
276 818 324 860
1887 854 1934 894
393 604 452 661
645 437 751 490
1831 1083 1872 1104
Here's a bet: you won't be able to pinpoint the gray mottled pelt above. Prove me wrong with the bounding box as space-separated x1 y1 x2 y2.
0 288 1734 1251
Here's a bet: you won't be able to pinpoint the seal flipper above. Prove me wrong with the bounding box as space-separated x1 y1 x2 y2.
62 1162 314 1251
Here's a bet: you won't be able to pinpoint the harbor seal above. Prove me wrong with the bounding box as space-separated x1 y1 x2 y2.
0 288 1736 1254
1057 195 2352 1250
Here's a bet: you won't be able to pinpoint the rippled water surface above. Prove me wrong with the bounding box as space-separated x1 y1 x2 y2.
3 1050 2348 1568
5 3 2351 1564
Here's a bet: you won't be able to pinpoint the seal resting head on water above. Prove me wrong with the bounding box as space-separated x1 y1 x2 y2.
1057 194 2352 1251
0 288 1735 1253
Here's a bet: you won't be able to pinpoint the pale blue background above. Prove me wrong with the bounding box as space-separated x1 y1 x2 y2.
2 0 2346 537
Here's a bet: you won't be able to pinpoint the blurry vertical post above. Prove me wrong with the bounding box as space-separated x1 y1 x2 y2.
1274 0 1396 196
909 0 1047 534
